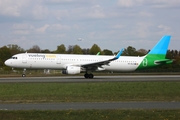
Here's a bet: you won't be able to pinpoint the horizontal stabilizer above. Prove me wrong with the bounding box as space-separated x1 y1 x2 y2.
154 59 173 65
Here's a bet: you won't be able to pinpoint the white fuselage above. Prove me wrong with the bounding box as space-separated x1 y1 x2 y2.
5 53 144 72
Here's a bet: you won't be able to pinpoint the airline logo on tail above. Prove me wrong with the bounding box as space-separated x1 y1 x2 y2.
137 35 173 70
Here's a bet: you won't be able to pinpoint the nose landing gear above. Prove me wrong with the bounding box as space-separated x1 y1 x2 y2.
22 69 26 77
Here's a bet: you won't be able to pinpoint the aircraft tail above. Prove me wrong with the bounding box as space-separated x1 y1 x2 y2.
148 35 171 59
137 35 172 70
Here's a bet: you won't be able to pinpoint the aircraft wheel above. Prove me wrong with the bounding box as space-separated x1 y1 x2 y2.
22 74 26 77
84 73 94 79
84 73 89 78
89 74 94 79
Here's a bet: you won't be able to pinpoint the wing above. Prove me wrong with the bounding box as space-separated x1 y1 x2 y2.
79 48 124 70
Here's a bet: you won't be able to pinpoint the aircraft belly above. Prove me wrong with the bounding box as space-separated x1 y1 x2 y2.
104 63 138 72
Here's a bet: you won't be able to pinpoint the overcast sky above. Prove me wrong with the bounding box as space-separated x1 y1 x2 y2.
0 0 180 52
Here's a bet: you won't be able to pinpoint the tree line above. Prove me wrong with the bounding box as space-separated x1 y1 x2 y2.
0 44 180 72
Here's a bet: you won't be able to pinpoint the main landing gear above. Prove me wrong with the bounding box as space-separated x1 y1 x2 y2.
84 73 94 79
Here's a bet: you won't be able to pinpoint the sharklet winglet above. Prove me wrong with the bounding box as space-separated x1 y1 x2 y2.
115 48 124 59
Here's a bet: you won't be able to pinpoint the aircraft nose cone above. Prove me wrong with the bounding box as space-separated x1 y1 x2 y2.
4 60 11 67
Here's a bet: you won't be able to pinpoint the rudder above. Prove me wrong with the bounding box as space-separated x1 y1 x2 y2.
148 35 171 56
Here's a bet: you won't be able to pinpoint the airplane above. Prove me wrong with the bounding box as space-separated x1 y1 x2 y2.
5 35 173 78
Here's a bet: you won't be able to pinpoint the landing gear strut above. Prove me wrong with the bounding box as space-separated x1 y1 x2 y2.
84 73 94 79
22 68 26 77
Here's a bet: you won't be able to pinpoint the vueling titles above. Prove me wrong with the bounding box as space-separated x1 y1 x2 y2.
28 54 56 59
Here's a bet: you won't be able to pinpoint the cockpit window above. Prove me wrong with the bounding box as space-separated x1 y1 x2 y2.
11 57 18 59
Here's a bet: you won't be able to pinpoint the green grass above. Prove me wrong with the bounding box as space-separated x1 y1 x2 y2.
0 82 180 103
0 110 180 120
0 82 179 119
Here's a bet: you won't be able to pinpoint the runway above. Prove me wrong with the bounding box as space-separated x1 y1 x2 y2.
0 75 179 110
0 75 180 83
0 102 180 110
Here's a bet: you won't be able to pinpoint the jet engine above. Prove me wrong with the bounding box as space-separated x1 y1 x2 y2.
62 66 81 74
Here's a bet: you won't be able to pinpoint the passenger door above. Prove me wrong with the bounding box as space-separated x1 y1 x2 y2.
56 55 61 64
22 54 27 63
